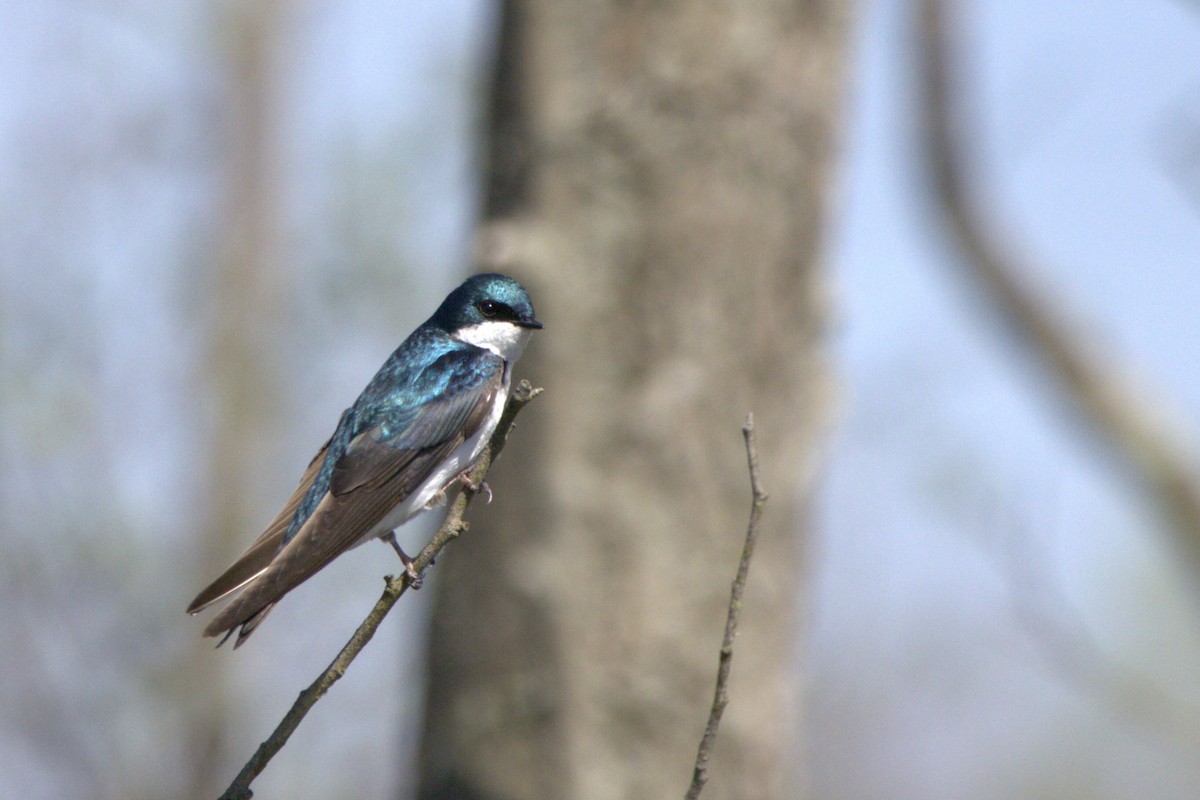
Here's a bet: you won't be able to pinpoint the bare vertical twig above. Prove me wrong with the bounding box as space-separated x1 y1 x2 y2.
685 414 769 800
217 382 542 800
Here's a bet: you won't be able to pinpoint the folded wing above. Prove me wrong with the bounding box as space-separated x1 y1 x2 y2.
195 348 505 646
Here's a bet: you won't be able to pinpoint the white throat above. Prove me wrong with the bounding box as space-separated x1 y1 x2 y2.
454 320 533 362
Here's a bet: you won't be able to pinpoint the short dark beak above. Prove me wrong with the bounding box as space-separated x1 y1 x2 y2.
519 319 544 330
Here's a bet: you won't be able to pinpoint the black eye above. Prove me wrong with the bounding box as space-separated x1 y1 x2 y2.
477 300 507 319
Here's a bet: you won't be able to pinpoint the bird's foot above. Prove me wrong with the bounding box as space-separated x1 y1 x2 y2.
384 532 422 589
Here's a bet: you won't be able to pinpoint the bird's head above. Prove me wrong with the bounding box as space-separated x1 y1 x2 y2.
431 273 542 360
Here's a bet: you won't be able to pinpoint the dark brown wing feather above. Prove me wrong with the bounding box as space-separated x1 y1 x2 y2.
186 439 329 615
201 368 503 643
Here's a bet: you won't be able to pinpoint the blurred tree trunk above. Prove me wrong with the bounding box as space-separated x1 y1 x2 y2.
418 2 850 799
178 4 282 798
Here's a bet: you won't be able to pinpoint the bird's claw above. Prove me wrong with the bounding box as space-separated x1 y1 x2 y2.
403 558 423 590
457 472 492 503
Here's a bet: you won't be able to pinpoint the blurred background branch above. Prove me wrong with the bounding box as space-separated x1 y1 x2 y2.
919 0 1200 577
182 3 284 798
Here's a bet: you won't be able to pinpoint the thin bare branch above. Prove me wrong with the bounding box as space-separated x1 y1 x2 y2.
919 0 1200 573
218 381 543 800
685 414 769 800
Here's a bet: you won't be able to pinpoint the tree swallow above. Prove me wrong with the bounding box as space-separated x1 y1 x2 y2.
188 273 542 647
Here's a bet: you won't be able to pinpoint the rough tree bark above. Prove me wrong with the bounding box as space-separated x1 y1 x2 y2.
417 2 851 799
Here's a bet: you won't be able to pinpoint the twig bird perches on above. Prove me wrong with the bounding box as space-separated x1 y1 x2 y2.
187 273 542 647
217 381 542 800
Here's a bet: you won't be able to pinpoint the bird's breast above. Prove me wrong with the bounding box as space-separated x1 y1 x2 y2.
360 370 512 547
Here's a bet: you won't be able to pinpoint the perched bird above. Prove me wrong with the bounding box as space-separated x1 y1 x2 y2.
188 273 542 647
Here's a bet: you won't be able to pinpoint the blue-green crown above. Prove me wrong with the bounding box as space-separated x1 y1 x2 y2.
428 273 541 332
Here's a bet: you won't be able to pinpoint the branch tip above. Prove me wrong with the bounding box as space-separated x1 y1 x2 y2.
685 415 769 800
